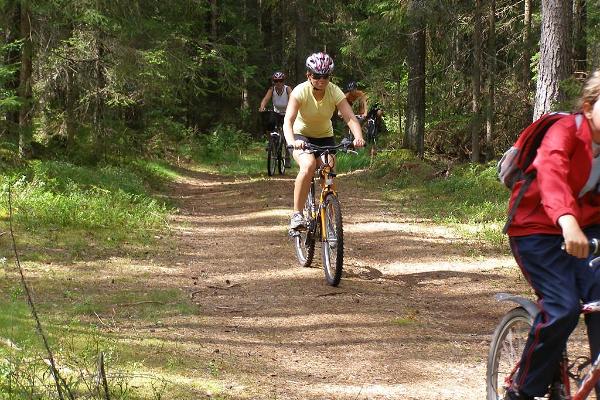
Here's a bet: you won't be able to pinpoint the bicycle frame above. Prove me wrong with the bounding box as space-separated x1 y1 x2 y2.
315 152 336 241
301 151 337 240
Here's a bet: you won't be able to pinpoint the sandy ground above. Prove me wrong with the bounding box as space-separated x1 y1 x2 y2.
156 166 535 400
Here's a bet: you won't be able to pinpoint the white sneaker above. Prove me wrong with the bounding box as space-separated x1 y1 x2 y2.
289 212 306 231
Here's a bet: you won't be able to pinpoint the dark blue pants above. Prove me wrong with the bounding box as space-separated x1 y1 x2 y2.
510 228 600 397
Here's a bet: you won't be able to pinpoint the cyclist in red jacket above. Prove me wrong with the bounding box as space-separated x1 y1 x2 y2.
505 70 600 399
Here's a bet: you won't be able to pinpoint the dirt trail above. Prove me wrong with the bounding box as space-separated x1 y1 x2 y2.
162 167 527 399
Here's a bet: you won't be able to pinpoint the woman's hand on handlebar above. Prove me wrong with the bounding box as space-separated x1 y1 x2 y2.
353 137 365 148
292 139 305 150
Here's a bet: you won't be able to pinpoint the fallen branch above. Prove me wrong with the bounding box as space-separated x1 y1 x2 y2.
316 292 347 297
113 301 165 307
207 283 241 289
7 185 74 400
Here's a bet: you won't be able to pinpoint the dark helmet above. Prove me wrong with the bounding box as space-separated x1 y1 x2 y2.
305 52 334 75
346 81 358 92
272 71 286 81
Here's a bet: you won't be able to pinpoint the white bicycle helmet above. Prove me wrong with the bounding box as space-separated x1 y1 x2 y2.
305 52 334 75
272 71 286 81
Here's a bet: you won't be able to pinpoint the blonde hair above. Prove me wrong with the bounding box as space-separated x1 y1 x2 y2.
577 70 600 110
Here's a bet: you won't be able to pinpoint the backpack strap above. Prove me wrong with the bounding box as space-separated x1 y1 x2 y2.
502 173 535 234
503 113 583 235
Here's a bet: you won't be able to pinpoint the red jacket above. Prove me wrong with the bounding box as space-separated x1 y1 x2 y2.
507 114 600 236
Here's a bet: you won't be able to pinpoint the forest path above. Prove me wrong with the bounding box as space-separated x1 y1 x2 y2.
160 166 525 399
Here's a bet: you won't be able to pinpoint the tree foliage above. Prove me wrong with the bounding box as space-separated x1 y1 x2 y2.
0 0 597 162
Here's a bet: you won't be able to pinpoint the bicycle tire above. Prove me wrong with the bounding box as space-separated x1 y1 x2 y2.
366 119 377 144
321 193 343 286
294 184 316 268
486 307 533 400
267 135 277 176
277 135 286 175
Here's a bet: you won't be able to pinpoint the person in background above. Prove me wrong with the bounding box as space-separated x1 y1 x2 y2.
503 70 600 399
344 80 368 119
283 52 365 230
259 71 292 167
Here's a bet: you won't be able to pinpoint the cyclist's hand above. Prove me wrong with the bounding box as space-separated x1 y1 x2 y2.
353 137 365 148
258 107 265 112
559 214 589 258
361 113 367 119
293 139 306 150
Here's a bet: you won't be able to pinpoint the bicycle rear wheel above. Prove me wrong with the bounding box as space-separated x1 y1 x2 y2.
321 193 343 286
267 135 277 176
486 307 532 400
294 184 316 268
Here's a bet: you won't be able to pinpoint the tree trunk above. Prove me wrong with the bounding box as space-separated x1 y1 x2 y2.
404 0 426 158
241 0 249 110
65 59 76 147
209 0 218 42
18 0 33 158
573 0 587 72
522 0 532 90
471 0 482 163
533 0 572 120
486 0 496 161
295 0 308 82
3 2 21 138
93 32 105 158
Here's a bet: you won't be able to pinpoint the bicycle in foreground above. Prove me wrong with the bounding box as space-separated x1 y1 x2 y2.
487 239 600 399
261 109 287 176
288 138 356 286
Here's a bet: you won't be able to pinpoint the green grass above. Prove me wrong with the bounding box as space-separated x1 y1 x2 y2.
367 149 510 246
0 278 219 400
335 147 371 172
0 159 179 260
70 288 199 320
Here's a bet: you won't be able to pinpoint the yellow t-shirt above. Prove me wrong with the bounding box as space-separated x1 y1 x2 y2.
291 81 346 138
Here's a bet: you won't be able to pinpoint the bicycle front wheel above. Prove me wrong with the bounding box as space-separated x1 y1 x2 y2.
294 184 316 268
486 307 532 400
267 136 277 176
366 119 377 144
321 193 343 286
277 137 286 175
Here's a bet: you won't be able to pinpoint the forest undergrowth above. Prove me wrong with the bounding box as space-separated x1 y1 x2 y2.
0 134 510 398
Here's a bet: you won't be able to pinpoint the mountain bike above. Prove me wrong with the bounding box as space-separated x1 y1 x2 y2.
344 106 382 142
288 138 356 286
262 110 287 176
364 105 382 146
487 239 600 400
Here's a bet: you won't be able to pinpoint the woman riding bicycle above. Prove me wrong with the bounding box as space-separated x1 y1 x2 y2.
283 52 365 231
503 70 600 399
259 71 292 168
344 80 368 119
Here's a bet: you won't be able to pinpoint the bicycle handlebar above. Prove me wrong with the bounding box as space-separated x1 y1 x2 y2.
561 238 600 256
287 138 355 153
